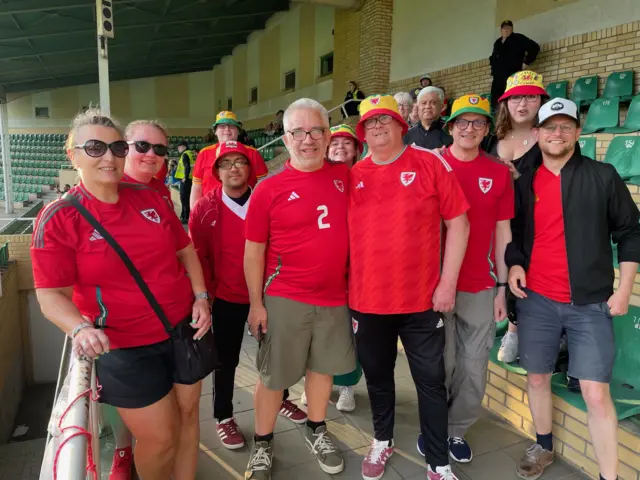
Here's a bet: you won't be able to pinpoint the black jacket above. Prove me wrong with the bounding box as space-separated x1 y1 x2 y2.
505 149 640 305
403 118 452 150
344 89 365 117
490 33 540 77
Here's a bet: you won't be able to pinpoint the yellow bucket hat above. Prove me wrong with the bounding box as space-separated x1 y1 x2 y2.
330 124 363 154
445 94 494 133
498 70 548 102
213 111 241 129
356 95 408 141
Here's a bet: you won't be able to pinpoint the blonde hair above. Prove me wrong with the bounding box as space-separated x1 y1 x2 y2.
125 119 169 142
65 108 123 151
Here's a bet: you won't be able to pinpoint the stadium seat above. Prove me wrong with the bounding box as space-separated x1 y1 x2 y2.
604 95 640 134
578 136 596 160
628 176 640 186
581 98 619 134
602 70 634 103
571 75 598 109
546 81 569 99
603 136 640 180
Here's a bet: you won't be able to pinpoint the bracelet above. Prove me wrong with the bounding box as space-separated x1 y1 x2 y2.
71 322 93 339
496 282 508 288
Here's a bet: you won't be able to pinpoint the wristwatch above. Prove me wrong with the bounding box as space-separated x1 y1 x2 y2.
195 292 210 300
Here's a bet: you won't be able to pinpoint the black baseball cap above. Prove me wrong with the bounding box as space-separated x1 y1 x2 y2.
501 20 513 28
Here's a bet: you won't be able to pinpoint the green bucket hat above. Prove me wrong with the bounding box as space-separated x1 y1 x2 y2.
444 94 494 133
213 111 241 129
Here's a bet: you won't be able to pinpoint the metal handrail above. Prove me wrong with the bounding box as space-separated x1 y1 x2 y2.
256 98 360 153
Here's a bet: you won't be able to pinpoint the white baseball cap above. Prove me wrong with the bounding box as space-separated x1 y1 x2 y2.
537 98 580 126
420 73 432 82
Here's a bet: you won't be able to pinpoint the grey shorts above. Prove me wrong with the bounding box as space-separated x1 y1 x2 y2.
517 289 615 383
256 295 357 390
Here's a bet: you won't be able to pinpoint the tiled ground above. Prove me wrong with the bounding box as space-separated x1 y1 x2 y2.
1 333 589 479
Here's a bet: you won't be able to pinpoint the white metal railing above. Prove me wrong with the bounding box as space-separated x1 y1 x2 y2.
40 337 101 480
255 98 360 153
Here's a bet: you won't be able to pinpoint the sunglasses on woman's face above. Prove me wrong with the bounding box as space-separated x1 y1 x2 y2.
127 140 169 156
73 139 129 158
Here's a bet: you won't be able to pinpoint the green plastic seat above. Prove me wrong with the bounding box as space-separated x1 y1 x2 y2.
581 98 619 134
571 75 598 109
603 70 634 103
578 136 596 160
546 81 569 99
627 176 640 186
603 136 640 180
604 95 640 134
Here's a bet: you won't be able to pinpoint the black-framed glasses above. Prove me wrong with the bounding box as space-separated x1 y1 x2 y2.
364 114 393 130
508 95 539 104
288 128 326 141
127 140 168 156
454 118 489 131
72 139 129 158
217 159 250 170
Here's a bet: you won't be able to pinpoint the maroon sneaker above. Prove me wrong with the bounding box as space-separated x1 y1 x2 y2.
109 446 133 480
216 417 245 450
362 439 394 480
278 400 308 424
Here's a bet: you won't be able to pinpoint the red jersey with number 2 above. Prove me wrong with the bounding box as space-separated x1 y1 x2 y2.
245 160 349 306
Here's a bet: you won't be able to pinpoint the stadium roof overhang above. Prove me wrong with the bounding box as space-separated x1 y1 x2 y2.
0 0 291 93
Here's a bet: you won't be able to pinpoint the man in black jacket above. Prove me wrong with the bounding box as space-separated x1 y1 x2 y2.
506 98 640 480
490 21 539 110
404 87 452 149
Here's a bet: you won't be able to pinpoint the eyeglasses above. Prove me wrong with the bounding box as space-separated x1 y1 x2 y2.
288 128 326 141
364 115 393 130
454 118 489 130
127 140 168 156
508 95 539 104
217 159 250 170
73 140 129 158
540 123 575 134
216 124 236 130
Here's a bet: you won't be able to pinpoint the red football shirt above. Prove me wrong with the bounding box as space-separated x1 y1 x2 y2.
245 160 349 306
122 173 174 210
349 145 470 314
444 148 514 293
189 187 250 304
527 165 571 303
193 143 268 195
31 183 193 349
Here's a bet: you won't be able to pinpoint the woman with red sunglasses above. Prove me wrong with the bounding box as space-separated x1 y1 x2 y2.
31 109 210 480
123 120 174 211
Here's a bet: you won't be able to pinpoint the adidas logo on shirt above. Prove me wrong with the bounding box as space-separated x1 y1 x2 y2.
89 229 104 242
288 192 300 201
436 318 444 328
356 181 364 189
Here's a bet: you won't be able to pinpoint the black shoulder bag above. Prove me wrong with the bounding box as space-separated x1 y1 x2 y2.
66 194 218 384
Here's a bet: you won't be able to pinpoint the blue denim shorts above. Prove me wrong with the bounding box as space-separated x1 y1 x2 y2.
516 290 615 383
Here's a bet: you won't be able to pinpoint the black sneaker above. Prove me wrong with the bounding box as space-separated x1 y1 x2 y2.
245 439 273 480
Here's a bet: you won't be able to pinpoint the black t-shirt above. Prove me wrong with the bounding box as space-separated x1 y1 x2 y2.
403 118 453 150
483 134 540 178
228 188 251 206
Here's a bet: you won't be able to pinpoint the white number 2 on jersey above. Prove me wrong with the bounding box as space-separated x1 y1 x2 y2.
317 205 331 229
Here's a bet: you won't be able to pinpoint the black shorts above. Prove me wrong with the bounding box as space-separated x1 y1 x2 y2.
96 339 185 409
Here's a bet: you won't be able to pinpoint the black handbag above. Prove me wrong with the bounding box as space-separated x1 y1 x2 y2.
66 194 218 384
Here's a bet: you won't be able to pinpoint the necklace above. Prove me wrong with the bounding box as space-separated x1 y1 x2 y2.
510 134 530 146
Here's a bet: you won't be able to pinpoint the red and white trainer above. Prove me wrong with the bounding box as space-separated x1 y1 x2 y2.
216 417 245 450
109 446 133 480
427 465 459 480
279 400 308 424
362 439 394 480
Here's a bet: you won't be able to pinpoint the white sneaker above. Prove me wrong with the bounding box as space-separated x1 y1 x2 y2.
335 386 356 412
497 331 518 363
301 390 308 406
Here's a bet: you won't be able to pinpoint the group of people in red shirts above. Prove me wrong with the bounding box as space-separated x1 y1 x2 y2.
30 71 639 480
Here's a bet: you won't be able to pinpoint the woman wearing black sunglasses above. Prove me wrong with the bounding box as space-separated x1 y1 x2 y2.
123 120 174 210
30 109 210 480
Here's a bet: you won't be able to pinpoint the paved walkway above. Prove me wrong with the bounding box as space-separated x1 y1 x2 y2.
1 333 589 479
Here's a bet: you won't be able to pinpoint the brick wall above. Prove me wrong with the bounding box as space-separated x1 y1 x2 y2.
389 21 640 100
333 8 362 107
485 362 640 479
0 235 33 292
357 0 393 96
